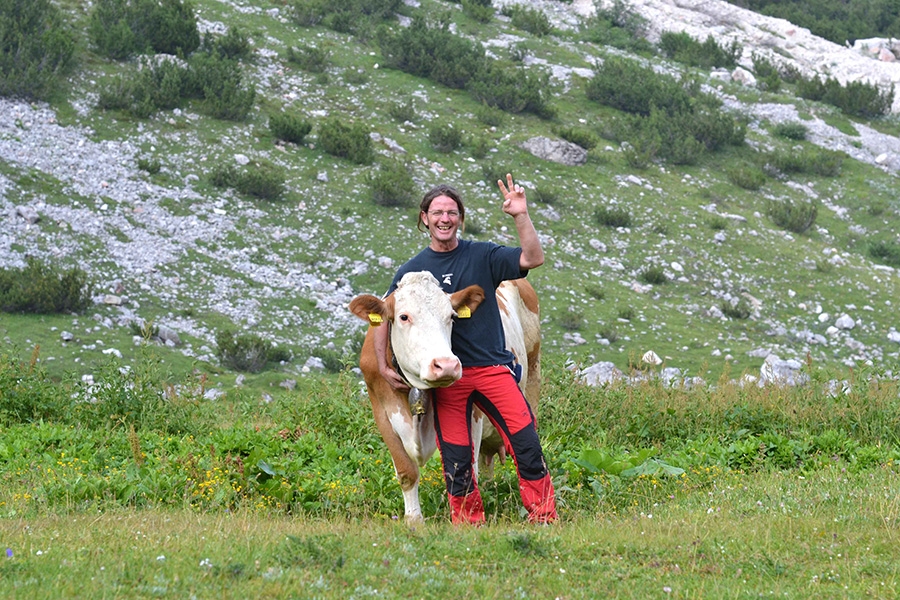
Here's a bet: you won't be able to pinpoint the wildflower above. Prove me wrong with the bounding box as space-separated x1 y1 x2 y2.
5 548 12 559
200 558 213 569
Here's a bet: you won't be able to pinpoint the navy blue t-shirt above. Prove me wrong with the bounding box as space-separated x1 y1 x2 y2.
387 239 526 367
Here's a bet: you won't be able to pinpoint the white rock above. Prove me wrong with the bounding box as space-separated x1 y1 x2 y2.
641 350 662 366
835 314 856 330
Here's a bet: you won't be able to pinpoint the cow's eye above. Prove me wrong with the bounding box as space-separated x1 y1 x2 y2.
399 314 409 322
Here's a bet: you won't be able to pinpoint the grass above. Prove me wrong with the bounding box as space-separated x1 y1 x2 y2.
1 347 900 597
2 473 899 598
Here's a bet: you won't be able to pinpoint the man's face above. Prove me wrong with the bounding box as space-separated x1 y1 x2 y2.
422 195 462 245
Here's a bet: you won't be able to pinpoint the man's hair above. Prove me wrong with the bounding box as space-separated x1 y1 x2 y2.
418 184 466 233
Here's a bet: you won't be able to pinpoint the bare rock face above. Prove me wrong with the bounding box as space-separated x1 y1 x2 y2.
520 136 588 166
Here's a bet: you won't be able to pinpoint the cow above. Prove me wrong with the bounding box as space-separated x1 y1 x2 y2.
348 270 541 524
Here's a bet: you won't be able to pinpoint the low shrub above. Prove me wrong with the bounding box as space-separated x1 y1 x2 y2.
796 74 894 118
752 52 781 92
639 265 668 285
468 62 556 118
387 98 417 122
721 297 752 320
532 186 559 205
502 5 553 37
480 161 511 186
557 126 598 150
137 157 162 174
773 122 808 141
215 330 281 373
558 310 585 331
766 198 818 234
461 0 494 23
585 284 605 300
286 44 329 73
90 0 200 60
269 112 313 144
594 206 633 229
0 0 76 100
474 103 504 127
470 136 491 159
209 161 285 200
429 124 463 153
367 160 416 207
659 31 741 70
203 26 252 61
617 306 635 320
707 215 729 230
868 240 900 268
764 148 843 177
318 118 373 164
726 162 766 190
582 0 652 54
0 258 93 314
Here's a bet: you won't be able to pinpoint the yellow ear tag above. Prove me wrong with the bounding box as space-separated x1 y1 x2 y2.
368 313 383 326
457 306 471 319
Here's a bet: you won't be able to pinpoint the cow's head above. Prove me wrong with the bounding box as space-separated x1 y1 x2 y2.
349 271 484 389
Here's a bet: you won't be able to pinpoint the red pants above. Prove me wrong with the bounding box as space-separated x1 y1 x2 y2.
433 365 557 524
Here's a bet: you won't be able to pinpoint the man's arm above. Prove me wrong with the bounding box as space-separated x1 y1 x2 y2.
498 173 544 270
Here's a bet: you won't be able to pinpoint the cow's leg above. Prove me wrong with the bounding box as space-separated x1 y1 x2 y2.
470 409 484 481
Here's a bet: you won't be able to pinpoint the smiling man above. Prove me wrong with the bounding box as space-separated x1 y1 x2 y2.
373 175 557 525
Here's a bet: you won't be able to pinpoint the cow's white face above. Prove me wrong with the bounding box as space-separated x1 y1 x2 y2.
349 271 484 390
391 272 459 388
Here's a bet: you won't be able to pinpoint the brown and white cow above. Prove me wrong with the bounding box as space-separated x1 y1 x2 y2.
348 270 541 523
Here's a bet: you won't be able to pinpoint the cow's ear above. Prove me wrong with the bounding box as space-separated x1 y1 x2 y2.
451 285 485 317
349 294 395 325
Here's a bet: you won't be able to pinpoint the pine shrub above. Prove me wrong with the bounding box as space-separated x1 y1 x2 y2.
215 330 277 373
318 118 374 164
659 31 741 69
868 240 900 268
461 0 494 23
0 258 93 314
766 198 818 234
727 162 767 190
429 124 463 153
269 112 313 144
0 0 75 100
639 266 668 285
387 98 417 122
503 5 553 37
594 206 633 228
287 45 330 73
557 126 598 150
367 160 416 207
773 122 808 141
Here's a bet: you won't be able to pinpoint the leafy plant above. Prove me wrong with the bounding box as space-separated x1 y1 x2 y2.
429 124 463 153
638 266 667 285
773 121 808 140
215 330 281 373
766 198 818 234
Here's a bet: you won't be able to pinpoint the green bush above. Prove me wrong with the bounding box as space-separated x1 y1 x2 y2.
586 57 693 117
209 161 286 200
582 0 653 53
796 74 894 118
286 44 330 73
90 0 200 60
594 206 633 228
429 124 463 152
639 265 668 285
773 122 808 141
367 160 416 207
269 112 313 144
0 258 93 314
868 240 900 267
659 32 741 70
387 98 417 122
532 186 559 205
468 62 556 118
764 148 844 177
318 118 374 164
292 0 400 36
470 136 491 159
216 330 280 373
766 198 818 234
202 26 252 61
557 126 598 150
752 52 781 92
727 162 767 190
503 5 553 37
721 297 752 320
376 16 485 89
0 0 75 100
558 310 585 331
137 156 162 174
474 103 504 127
480 161 511 186
461 0 494 23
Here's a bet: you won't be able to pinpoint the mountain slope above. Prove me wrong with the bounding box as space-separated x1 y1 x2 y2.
1 0 899 389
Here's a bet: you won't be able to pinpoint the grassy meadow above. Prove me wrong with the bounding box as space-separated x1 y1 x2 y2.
2 345 900 597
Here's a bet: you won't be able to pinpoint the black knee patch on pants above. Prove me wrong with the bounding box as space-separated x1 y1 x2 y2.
509 426 548 481
441 441 475 497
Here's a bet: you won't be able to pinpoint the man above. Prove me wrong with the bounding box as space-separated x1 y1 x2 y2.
374 174 557 524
